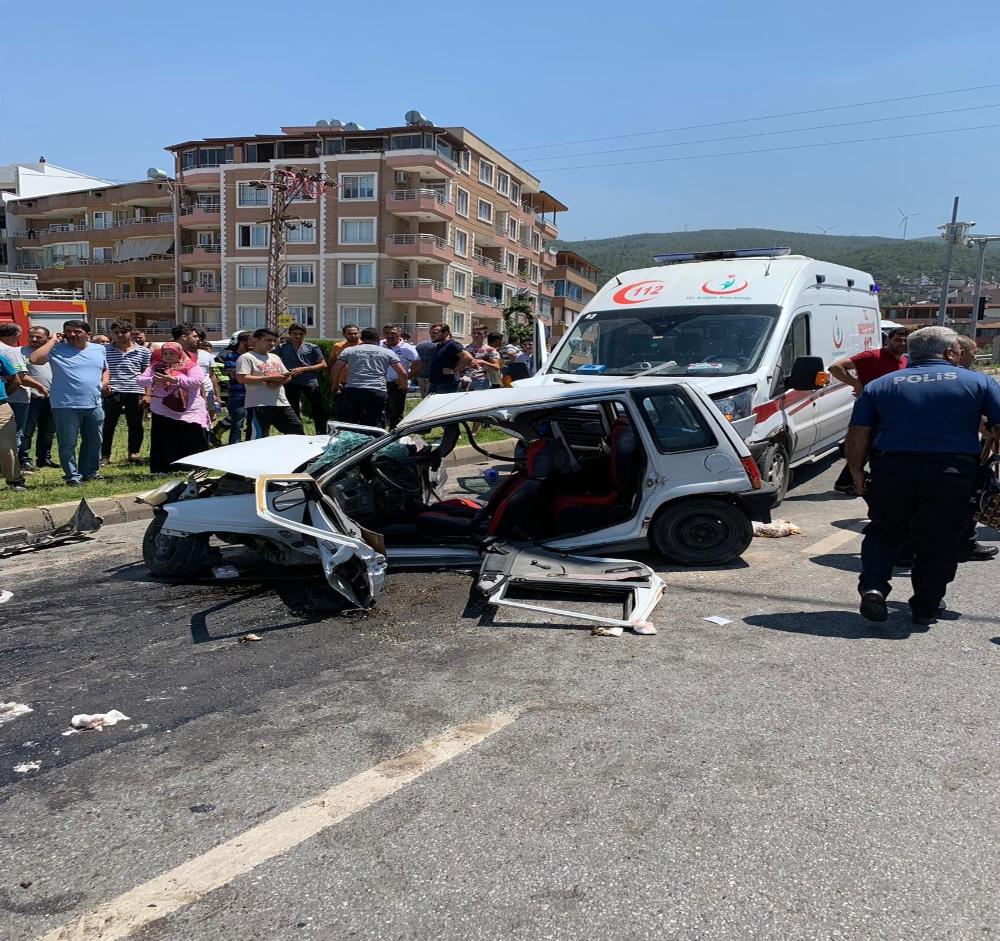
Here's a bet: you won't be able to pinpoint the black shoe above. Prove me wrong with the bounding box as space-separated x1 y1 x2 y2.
65 479 82 487
20 461 37 474
911 602 946 626
8 480 28 493
957 542 998 562
834 484 858 496
39 459 60 469
860 590 888 622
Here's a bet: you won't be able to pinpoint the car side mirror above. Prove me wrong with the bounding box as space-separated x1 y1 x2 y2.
785 356 827 391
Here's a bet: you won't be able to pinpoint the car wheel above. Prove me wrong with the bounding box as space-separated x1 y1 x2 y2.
650 499 753 566
142 512 211 578
757 442 791 506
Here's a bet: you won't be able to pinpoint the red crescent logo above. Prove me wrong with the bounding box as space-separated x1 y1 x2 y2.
701 278 749 295
612 280 666 305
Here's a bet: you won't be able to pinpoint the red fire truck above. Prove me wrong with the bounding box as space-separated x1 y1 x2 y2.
0 273 88 335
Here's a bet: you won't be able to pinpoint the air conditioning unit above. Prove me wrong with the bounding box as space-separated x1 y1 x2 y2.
182 272 192 282
394 171 409 185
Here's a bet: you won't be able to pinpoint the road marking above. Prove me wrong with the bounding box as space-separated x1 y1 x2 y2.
801 525 865 557
36 711 518 941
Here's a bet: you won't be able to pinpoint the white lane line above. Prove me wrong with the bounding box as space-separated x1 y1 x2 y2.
801 525 865 557
37 711 518 941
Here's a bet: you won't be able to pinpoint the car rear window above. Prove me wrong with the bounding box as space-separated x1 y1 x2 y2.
632 389 717 453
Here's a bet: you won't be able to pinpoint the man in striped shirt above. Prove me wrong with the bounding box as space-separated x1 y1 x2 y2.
101 320 152 464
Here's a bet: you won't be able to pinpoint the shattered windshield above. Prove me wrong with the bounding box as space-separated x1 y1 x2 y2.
548 305 781 377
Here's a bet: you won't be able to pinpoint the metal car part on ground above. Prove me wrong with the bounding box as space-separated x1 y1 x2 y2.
141 381 775 631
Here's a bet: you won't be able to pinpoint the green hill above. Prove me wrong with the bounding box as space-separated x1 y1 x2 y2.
556 229 1000 300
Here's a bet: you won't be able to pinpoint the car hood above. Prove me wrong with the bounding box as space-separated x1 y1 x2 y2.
526 373 755 397
178 435 331 478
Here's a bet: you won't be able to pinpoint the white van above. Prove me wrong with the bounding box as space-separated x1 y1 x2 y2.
531 248 881 501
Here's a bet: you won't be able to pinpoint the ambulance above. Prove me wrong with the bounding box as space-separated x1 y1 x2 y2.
531 248 881 502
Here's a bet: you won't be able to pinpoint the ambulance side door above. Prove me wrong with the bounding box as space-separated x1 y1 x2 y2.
773 310 818 461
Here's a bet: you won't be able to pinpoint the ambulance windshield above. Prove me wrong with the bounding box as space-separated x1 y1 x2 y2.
548 305 781 377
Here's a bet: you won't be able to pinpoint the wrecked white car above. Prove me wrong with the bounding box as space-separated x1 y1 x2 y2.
140 380 774 633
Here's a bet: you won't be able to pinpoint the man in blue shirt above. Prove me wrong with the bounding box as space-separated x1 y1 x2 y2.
846 326 1000 625
29 319 109 485
276 323 328 433
0 351 28 492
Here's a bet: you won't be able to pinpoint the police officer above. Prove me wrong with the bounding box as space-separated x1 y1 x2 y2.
846 326 1000 625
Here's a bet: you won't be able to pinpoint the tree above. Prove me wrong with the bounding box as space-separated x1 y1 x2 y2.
504 295 534 345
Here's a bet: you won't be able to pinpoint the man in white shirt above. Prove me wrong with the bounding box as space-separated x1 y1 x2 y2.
381 326 420 429
235 328 304 438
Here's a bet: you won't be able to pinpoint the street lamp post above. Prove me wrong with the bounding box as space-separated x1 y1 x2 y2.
936 196 974 326
966 235 1000 348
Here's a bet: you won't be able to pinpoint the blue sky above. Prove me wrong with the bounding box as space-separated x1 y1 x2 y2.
5 0 998 242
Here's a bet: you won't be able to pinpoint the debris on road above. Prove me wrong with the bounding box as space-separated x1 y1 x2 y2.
14 761 40 773
703 615 734 626
238 633 263 644
0 702 33 725
0 498 103 558
212 564 241 579
592 625 624 637
753 519 802 537
70 710 131 731
0 589 12 603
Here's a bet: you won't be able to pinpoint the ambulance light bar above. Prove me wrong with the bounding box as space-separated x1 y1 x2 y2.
653 247 792 265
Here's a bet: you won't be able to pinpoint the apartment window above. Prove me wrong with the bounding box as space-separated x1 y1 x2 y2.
340 218 375 244
454 229 468 257
244 142 275 162
286 221 316 243
237 223 269 248
452 270 468 298
339 173 376 200
197 231 219 247
530 263 539 283
507 217 518 241
478 158 494 186
93 283 114 299
92 247 112 263
237 182 269 207
531 231 541 252
450 310 467 336
199 147 225 167
288 304 315 328
339 261 374 287
391 133 424 150
339 304 375 329
511 181 521 204
477 199 493 224
455 187 469 218
496 171 509 196
197 270 217 289
459 150 471 174
182 150 198 170
238 265 267 289
504 251 517 275
287 263 315 285
92 211 112 230
237 305 266 328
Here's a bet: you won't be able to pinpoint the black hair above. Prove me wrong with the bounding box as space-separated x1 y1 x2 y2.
62 320 91 333
252 328 278 340
171 323 195 340
360 327 379 342
0 323 21 339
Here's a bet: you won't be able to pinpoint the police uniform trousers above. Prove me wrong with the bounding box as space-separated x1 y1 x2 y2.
860 450 978 617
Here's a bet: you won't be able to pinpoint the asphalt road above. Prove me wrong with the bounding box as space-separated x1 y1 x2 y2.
2 456 999 940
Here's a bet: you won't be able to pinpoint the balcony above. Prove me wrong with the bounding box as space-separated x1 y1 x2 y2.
180 244 223 265
384 278 452 306
539 280 556 297
384 233 453 263
179 205 222 228
386 189 454 222
472 252 504 276
470 293 505 313
539 218 559 238
13 215 176 247
88 292 175 314
541 249 559 271
385 150 458 178
181 283 222 304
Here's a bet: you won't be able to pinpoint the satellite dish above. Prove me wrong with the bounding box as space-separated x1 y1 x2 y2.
315 119 329 127
405 110 430 126
344 122 363 131
328 119 343 128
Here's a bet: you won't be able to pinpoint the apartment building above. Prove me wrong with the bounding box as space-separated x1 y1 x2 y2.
166 117 566 341
7 179 176 336
544 250 601 339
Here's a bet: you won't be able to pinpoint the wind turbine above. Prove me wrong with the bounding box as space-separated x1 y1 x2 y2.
897 208 920 240
817 224 837 235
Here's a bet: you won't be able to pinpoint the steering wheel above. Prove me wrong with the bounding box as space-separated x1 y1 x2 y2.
370 455 424 495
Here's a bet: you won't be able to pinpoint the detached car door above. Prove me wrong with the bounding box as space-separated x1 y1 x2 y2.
255 473 387 609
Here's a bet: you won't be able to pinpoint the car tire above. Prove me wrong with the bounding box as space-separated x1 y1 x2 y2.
142 512 211 578
650 499 753 566
757 442 791 506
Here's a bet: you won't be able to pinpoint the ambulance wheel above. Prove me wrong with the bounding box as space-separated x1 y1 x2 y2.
143 513 211 578
757 442 790 506
650 499 753 566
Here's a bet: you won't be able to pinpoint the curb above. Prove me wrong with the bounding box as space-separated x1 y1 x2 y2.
0 437 518 533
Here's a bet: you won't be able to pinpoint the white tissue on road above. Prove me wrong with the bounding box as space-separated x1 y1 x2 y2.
753 519 802 537
70 710 131 731
703 615 734 626
0 589 12 604
0 703 33 725
14 761 40 773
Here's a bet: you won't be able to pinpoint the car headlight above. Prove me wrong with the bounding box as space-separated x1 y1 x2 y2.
711 387 755 422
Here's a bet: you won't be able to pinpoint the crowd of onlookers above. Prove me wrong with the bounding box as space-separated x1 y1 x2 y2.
0 317 538 495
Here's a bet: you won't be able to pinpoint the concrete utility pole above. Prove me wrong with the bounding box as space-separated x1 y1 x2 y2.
967 235 1000 347
936 196 974 326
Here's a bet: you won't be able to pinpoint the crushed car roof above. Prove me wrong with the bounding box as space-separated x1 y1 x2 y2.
397 378 689 430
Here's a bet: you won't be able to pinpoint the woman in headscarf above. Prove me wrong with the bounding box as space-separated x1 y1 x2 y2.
137 341 210 473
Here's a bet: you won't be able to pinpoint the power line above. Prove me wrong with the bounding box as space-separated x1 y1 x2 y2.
507 81 1000 152
522 101 1000 162
538 121 1000 172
